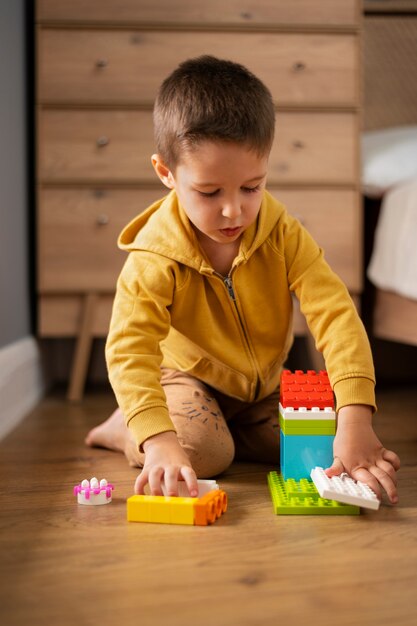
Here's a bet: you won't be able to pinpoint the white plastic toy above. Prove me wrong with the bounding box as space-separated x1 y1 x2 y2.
311 467 380 510
143 478 219 497
74 477 114 505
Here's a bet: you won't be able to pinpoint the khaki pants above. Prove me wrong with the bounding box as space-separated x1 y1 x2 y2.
152 368 280 478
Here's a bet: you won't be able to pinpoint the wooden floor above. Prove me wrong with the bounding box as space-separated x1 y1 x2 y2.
0 385 416 626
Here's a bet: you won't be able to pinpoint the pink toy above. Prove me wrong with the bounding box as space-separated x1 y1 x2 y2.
74 477 114 505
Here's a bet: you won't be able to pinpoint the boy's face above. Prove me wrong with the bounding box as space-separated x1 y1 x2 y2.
152 141 268 247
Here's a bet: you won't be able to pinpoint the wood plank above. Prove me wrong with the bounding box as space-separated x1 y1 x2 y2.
37 0 359 27
39 295 114 336
272 188 362 291
39 109 357 185
38 187 362 293
37 187 162 291
38 29 358 106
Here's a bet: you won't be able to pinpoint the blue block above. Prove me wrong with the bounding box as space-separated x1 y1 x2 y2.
280 430 334 480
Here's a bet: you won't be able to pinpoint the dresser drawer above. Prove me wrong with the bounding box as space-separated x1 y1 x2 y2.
38 187 362 294
38 29 358 107
38 109 154 182
39 109 356 185
269 188 362 292
37 0 359 28
39 294 115 336
38 187 163 292
271 112 357 184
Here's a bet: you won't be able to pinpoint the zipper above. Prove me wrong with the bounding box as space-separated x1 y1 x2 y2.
215 270 261 398
223 275 236 301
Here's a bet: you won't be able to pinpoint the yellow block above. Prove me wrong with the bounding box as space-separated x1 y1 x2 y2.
127 495 151 522
169 497 195 525
127 495 196 525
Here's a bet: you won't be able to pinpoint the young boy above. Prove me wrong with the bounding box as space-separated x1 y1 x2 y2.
86 56 400 503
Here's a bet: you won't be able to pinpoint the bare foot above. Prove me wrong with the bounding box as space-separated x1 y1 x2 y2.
85 408 143 467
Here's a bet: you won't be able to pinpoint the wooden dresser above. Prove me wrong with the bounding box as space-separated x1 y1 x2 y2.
36 0 363 400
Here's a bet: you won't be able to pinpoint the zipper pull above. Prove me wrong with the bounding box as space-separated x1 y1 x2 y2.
224 276 236 300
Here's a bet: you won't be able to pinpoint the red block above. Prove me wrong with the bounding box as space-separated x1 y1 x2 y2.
280 370 334 409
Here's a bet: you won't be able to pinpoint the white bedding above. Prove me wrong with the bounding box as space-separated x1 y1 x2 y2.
367 178 417 301
362 126 417 197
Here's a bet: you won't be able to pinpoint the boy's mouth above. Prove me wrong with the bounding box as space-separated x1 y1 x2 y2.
219 227 242 237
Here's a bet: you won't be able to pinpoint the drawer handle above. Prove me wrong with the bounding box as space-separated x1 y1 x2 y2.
97 136 109 147
293 62 306 72
96 58 109 69
96 214 109 226
292 140 305 149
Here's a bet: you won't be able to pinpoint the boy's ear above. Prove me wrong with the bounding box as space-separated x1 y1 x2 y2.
151 154 175 189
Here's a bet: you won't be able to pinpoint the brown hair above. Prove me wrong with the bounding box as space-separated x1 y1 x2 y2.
153 56 275 169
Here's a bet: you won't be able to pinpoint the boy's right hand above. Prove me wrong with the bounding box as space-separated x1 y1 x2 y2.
134 431 199 497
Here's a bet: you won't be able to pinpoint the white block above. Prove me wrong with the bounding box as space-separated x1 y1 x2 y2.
144 478 219 497
279 403 335 421
311 467 380 510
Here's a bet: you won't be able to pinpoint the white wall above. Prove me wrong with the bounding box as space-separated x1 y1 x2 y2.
0 0 30 347
0 1 44 439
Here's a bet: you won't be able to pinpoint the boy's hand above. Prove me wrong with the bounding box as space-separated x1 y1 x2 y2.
134 431 199 497
325 404 401 504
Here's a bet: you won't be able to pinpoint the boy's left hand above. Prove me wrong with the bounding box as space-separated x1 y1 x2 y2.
325 404 401 504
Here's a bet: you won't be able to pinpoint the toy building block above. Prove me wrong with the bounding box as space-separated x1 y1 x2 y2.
74 477 114 505
268 471 359 515
144 478 219 497
194 489 228 526
280 431 335 481
127 479 227 525
280 369 334 408
311 467 380 510
127 495 196 525
279 369 336 480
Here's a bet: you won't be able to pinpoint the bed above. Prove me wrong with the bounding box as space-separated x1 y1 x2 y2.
362 5 417 348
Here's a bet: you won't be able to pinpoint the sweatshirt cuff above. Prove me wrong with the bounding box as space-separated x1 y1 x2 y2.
127 406 177 451
333 376 376 413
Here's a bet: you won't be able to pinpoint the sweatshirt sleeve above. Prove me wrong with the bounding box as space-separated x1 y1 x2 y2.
281 212 376 411
105 252 177 448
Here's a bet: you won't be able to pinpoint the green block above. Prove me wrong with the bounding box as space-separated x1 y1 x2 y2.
267 471 360 515
279 415 336 435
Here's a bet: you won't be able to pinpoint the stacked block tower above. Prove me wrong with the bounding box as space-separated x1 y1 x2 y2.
279 370 335 480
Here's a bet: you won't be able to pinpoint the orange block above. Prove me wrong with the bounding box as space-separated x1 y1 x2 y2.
194 490 228 526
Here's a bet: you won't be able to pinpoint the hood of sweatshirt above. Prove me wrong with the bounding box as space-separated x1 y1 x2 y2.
118 189 286 272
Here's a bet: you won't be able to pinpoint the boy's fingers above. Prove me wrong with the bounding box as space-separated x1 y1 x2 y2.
180 466 199 497
163 466 181 497
147 466 165 496
324 456 345 477
376 458 398 485
351 467 382 500
369 465 399 504
382 448 401 471
134 470 148 495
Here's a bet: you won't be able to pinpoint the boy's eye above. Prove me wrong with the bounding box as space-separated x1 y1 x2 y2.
198 189 219 197
242 185 261 193
198 185 260 197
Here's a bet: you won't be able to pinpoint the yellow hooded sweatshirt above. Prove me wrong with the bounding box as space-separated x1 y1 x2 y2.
106 189 376 448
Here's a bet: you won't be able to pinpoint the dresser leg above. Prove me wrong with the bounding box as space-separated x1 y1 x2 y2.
67 293 98 402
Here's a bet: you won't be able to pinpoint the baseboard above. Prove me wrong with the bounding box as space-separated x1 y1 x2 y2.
0 336 45 440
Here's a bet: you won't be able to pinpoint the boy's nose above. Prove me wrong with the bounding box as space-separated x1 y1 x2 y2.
221 200 242 220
